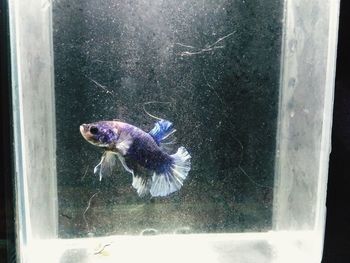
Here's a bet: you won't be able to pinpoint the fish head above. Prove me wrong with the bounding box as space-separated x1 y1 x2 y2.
80 121 119 148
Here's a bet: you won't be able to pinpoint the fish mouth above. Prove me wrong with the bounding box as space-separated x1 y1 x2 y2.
80 123 104 147
80 124 88 134
80 124 91 140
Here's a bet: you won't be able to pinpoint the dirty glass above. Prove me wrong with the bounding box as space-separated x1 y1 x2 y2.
53 0 283 238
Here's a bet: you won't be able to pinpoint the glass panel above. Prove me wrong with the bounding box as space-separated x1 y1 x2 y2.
53 0 282 237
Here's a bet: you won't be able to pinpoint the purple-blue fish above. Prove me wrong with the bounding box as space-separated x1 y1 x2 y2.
79 119 191 197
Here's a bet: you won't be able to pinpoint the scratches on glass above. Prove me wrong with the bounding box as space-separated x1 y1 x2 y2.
86 77 115 96
176 31 235 57
83 191 100 232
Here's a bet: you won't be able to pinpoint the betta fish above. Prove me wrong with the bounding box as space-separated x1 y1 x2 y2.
79 119 191 197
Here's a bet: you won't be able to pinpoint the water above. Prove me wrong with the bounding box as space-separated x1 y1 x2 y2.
53 0 283 238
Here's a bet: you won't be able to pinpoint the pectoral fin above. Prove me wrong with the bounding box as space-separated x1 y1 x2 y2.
94 151 117 181
116 132 133 155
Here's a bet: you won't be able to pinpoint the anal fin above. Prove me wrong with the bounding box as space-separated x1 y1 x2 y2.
116 153 152 197
116 153 134 175
132 173 152 197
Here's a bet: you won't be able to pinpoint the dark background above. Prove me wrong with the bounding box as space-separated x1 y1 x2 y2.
53 0 280 237
0 0 349 262
322 1 350 262
0 0 15 261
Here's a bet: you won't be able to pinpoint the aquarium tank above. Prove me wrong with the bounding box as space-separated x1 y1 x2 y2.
8 0 339 262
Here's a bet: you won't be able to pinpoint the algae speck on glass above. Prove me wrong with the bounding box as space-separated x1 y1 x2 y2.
53 0 283 237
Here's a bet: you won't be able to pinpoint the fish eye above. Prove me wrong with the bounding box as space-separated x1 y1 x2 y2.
90 126 99 135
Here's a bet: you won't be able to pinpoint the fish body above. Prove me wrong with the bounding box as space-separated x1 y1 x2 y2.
80 120 191 197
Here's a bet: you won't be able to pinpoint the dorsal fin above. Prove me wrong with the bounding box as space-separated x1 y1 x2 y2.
149 119 176 145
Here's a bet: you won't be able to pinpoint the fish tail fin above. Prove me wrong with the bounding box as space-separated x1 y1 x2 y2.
150 147 191 197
